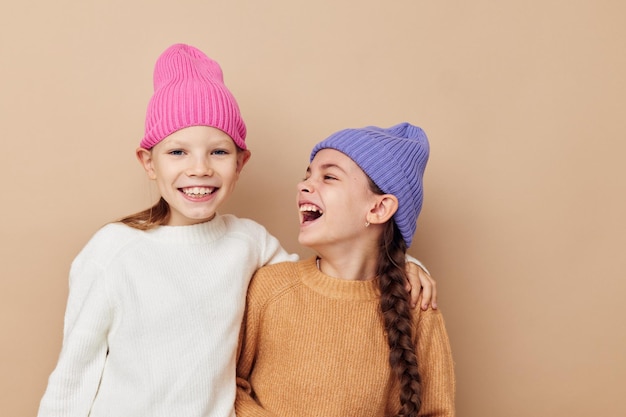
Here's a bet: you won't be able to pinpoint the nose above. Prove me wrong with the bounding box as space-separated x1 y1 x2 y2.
188 157 214 177
297 178 312 193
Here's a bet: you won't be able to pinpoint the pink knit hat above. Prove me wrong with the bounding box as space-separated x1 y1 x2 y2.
140 43 247 150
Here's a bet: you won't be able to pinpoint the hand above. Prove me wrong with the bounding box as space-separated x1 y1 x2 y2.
405 261 438 310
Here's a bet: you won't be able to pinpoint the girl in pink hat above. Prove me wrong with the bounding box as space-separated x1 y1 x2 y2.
37 44 437 417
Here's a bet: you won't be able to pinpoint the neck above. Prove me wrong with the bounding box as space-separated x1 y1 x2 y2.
315 247 379 281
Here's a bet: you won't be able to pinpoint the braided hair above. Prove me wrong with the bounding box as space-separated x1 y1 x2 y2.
370 180 422 417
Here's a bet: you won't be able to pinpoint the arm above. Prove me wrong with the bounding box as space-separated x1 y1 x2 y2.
415 309 456 416
254 221 300 267
37 257 112 417
405 254 438 310
235 269 280 417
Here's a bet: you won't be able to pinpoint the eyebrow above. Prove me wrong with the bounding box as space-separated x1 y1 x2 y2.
314 163 348 173
166 138 235 148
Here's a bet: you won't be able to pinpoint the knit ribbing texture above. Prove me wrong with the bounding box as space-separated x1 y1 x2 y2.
311 122 429 247
140 43 247 150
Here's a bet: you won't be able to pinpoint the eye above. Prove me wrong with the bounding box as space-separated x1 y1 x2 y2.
168 149 185 156
301 170 311 181
324 175 337 181
212 149 229 156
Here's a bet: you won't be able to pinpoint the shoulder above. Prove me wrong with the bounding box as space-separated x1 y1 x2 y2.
412 306 450 340
84 222 142 248
93 222 142 240
219 214 296 264
221 214 265 231
220 214 273 239
246 260 303 305
65 223 143 292
73 222 143 266
254 260 301 279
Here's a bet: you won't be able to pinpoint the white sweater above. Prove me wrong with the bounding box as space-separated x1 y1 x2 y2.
37 214 298 417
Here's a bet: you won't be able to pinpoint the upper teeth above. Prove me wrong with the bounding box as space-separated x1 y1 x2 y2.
299 204 322 213
183 187 213 195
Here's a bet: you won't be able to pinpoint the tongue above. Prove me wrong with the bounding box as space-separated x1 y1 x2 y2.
303 211 321 222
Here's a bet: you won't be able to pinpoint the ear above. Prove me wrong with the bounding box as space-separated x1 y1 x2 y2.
236 149 252 174
366 194 399 226
136 147 157 180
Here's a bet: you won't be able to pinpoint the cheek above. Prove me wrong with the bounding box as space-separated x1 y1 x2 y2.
151 159 183 184
345 194 375 221
150 162 169 180
220 162 242 184
328 193 367 220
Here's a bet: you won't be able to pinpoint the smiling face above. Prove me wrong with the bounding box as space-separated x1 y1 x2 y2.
296 148 385 253
137 126 250 226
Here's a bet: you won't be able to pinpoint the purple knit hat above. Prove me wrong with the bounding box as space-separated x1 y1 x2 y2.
310 122 429 248
140 43 247 150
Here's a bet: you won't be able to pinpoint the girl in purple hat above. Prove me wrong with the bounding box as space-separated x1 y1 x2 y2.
37 45 437 417
236 123 455 417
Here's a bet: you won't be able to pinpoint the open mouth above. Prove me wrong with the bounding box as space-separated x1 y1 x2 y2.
180 186 216 198
299 203 323 223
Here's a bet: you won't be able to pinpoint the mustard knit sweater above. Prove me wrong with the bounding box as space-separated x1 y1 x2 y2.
236 257 455 417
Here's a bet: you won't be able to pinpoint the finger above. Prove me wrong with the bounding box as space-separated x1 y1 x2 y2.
406 283 420 308
405 263 420 308
418 268 433 310
426 275 438 310
432 278 438 309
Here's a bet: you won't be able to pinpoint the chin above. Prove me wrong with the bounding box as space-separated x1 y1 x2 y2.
298 235 325 253
297 233 315 248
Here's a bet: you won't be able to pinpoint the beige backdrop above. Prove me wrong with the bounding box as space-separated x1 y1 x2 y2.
1 1 624 416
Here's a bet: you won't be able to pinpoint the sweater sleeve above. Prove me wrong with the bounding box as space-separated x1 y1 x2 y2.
415 309 456 417
406 253 430 276
257 224 299 267
235 268 280 417
37 255 113 417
